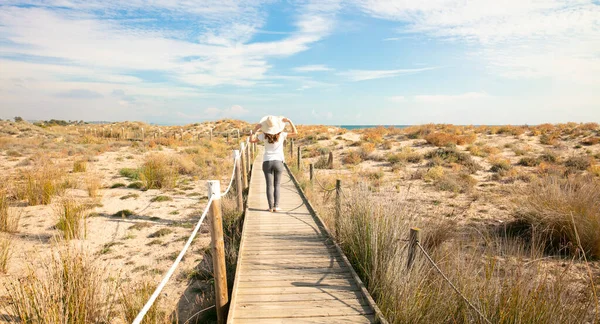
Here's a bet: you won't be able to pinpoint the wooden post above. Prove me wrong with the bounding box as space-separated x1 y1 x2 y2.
240 142 248 189
249 131 254 162
236 129 240 139
245 139 250 175
234 150 243 212
335 179 341 236
180 130 184 142
141 128 144 142
207 181 229 324
121 127 125 139
289 138 294 159
110 128 113 139
309 163 314 184
328 151 334 169
297 146 302 170
406 228 421 270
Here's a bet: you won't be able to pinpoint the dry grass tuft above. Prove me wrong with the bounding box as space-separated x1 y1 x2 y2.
4 247 118 323
0 235 12 273
514 175 600 258
0 189 20 233
140 154 178 189
55 197 88 240
17 162 65 205
72 159 88 173
120 279 168 323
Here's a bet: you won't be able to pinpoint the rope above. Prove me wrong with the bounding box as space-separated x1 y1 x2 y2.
416 242 492 324
313 171 337 192
132 195 216 324
221 153 240 196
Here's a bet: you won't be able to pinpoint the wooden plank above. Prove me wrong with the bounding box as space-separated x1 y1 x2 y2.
234 300 373 318
235 285 361 295
238 273 353 282
234 290 367 303
236 280 357 289
236 315 375 324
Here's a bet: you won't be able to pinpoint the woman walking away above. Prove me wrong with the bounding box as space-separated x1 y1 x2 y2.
250 116 298 212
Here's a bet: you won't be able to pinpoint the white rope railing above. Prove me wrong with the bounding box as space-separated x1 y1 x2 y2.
132 195 215 324
221 152 240 196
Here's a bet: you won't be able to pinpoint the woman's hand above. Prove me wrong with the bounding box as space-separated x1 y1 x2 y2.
282 117 290 123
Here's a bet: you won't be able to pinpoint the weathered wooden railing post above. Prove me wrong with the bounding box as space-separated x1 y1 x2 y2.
297 146 302 170
335 179 341 235
141 127 144 142
234 150 243 212
121 127 125 140
328 151 334 169
406 227 421 270
249 131 254 162
240 142 248 189
309 163 314 185
245 139 250 174
207 181 229 324
110 127 113 139
289 138 294 160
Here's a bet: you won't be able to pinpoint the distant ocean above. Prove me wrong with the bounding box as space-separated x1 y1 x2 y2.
338 125 411 130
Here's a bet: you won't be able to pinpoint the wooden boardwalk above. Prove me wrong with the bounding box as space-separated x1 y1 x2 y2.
227 148 382 323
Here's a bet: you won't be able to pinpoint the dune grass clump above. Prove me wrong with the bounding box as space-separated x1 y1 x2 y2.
4 247 118 323
85 176 101 198
119 168 140 180
0 189 20 233
514 175 600 258
426 147 481 173
55 197 88 240
0 236 12 273
19 164 65 205
120 279 167 323
139 154 178 190
72 159 88 173
342 150 363 165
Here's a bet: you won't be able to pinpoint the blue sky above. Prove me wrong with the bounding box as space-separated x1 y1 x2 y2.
0 1 598 125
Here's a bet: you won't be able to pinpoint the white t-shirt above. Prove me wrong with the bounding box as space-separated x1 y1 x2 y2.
257 132 288 162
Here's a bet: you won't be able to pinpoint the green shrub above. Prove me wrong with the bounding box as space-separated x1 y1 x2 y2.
518 156 540 167
426 148 481 173
113 209 133 218
150 195 172 202
119 168 140 180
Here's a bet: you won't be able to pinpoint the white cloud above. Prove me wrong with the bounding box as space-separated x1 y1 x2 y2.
339 67 436 81
0 0 340 93
413 92 490 103
355 0 600 85
293 64 333 72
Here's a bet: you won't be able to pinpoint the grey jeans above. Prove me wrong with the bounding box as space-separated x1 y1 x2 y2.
262 160 284 209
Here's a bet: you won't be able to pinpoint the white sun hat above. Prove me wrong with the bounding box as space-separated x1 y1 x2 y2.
259 115 286 134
